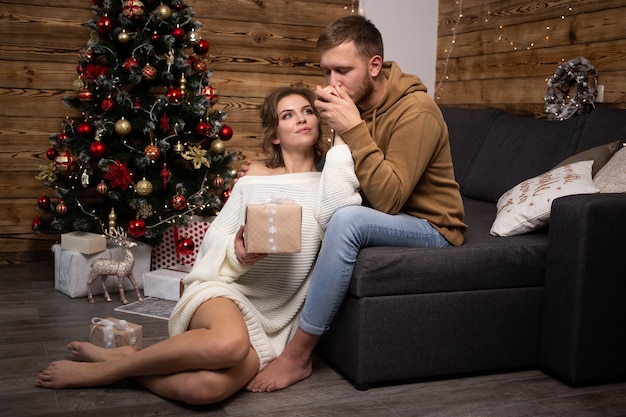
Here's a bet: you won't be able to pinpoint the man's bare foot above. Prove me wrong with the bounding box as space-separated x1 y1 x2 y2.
246 354 312 392
35 360 116 389
67 341 137 362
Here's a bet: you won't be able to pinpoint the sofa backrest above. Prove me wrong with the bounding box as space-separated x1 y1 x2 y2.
441 106 626 204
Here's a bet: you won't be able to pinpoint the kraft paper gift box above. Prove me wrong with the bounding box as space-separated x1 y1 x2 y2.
143 268 187 301
244 202 302 253
90 317 142 349
54 240 151 298
61 231 106 254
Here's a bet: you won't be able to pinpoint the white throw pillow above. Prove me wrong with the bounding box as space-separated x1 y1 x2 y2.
490 160 599 237
593 146 626 193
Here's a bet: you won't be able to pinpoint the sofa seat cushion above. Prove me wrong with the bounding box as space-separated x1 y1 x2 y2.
349 198 547 298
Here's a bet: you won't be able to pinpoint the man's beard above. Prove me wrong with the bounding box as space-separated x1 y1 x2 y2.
352 75 375 110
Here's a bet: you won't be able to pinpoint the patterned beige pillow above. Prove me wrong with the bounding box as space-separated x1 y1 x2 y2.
593 147 626 193
490 160 599 237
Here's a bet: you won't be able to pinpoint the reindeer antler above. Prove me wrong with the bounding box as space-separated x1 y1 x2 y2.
104 226 128 244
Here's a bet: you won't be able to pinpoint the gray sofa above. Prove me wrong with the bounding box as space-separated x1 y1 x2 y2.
316 106 626 390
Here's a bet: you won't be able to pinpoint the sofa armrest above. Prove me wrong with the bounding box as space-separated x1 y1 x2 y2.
540 193 626 385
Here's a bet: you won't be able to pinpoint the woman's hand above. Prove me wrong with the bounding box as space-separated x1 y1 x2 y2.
234 225 268 266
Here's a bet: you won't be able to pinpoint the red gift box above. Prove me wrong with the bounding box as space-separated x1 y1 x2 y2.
151 215 213 270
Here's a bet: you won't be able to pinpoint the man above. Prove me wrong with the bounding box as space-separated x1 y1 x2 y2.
246 14 467 392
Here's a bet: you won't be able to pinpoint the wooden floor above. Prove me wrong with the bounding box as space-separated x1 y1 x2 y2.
2 258 626 417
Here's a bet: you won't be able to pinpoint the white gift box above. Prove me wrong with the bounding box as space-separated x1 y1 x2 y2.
54 241 152 299
143 269 187 301
61 231 106 254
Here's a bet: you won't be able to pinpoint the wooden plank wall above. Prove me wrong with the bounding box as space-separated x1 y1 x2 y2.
436 0 626 116
0 0 356 262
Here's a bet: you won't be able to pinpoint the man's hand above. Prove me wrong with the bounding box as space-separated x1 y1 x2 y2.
235 225 268 266
236 160 273 180
314 85 361 133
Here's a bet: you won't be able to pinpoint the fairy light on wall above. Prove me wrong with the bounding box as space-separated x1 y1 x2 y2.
485 3 573 51
436 0 463 101
436 1 574 102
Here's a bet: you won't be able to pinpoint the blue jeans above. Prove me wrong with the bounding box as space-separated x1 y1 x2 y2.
299 205 451 336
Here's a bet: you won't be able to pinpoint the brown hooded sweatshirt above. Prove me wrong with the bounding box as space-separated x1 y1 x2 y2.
340 62 467 246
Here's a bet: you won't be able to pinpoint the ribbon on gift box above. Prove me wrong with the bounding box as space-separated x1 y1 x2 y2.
245 195 302 253
90 317 138 348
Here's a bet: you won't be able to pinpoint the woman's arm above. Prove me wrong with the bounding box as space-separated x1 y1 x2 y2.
314 143 362 229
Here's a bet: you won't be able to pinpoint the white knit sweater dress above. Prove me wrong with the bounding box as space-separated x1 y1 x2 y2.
168 144 361 370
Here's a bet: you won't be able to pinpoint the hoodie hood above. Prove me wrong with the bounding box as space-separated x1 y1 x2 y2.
361 61 428 140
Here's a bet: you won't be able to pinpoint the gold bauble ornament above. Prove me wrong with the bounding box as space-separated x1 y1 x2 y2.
173 141 185 153
136 178 153 196
118 29 131 44
156 3 172 19
210 139 225 154
72 78 86 91
115 117 132 136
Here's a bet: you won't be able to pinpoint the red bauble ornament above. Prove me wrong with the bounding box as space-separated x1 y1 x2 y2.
171 194 187 210
166 88 183 104
101 96 115 112
142 64 157 81
56 199 67 215
31 217 43 232
46 148 58 160
177 237 195 256
37 195 50 209
55 151 77 173
221 187 232 204
195 120 210 138
89 140 108 159
128 218 147 237
122 0 145 20
172 26 185 41
192 60 207 74
123 57 140 71
77 122 94 138
150 31 160 44
97 180 109 194
193 39 210 55
144 144 161 160
57 132 68 144
213 175 224 188
78 89 95 102
219 125 233 141
97 16 114 34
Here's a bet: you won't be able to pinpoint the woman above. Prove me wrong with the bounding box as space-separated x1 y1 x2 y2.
35 86 361 404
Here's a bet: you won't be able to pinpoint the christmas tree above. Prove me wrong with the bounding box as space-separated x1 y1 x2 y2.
35 0 236 246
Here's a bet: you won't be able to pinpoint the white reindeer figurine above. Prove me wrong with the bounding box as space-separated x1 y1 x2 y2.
87 227 144 305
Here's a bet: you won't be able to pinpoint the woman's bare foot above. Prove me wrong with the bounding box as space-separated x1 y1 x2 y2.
246 353 312 392
35 360 116 389
67 341 137 362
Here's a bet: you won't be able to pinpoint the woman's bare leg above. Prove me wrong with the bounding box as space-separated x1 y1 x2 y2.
68 342 136 362
36 297 259 399
133 346 260 404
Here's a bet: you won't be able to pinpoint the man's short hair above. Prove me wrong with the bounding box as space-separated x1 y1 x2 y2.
317 15 384 61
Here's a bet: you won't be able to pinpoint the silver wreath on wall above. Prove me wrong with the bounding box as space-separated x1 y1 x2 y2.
545 56 598 121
